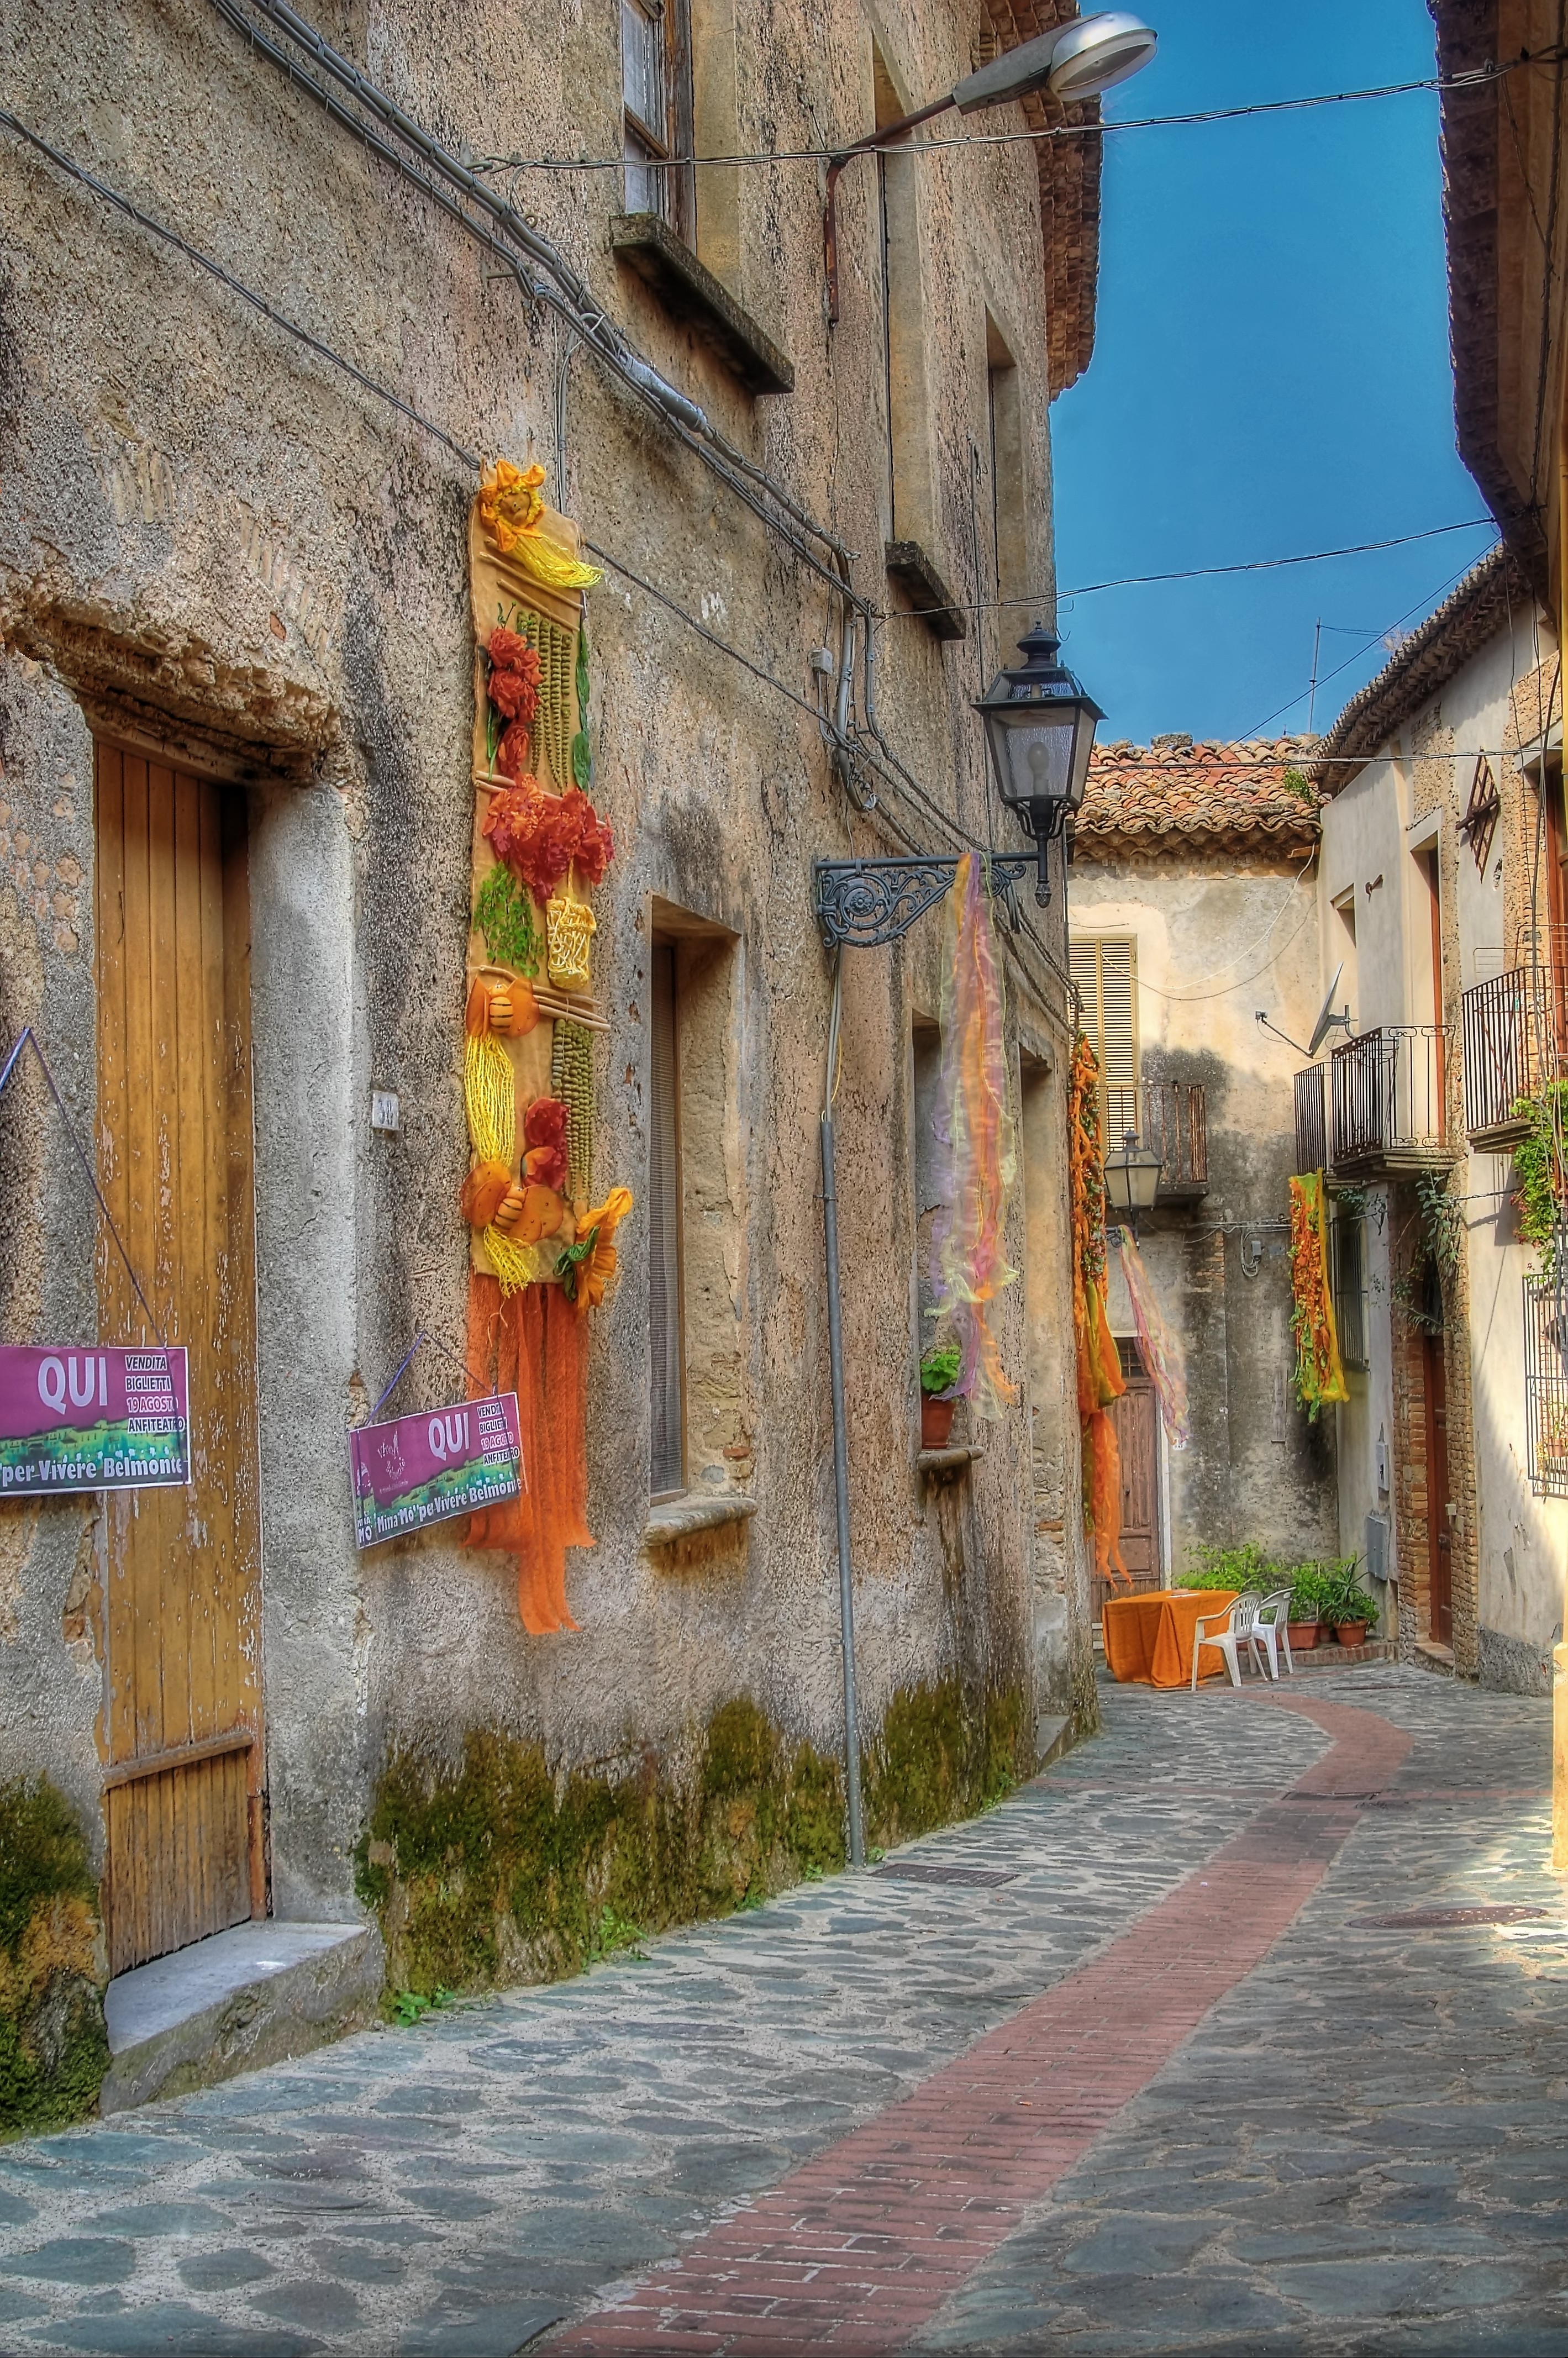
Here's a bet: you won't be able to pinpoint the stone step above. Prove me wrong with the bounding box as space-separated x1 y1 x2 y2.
101 1919 383 2114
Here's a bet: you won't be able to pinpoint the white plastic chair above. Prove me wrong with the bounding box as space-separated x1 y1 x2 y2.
1251 1587 1296 1681
1191 1592 1268 1690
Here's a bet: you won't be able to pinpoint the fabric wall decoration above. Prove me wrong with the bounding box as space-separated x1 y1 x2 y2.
1288 1172 1348 1416
928 853 1019 1419
454 461 632 1631
1069 1031 1129 1586
1113 1227 1190 1449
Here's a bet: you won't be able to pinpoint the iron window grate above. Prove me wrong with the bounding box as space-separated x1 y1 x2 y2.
1524 1275 1568 1498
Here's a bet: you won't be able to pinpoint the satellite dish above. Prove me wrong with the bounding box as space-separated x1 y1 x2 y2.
1306 962 1350 1059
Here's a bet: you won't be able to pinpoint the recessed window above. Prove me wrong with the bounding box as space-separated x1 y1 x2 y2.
986 316 1027 629
1333 1210 1369 1372
622 0 693 238
648 941 685 1499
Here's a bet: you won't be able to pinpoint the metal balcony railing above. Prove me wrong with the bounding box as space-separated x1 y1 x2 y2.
1461 965 1559 1143
1294 1064 1327 1176
1330 1025 1450 1171
1103 1081 1208 1198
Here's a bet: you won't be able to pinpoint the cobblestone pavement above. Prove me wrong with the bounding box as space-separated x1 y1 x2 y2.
0 1666 1558 2356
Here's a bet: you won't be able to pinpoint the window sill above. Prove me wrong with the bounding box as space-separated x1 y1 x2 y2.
916 1445 982 1481
643 1491 758 1548
609 215 795 397
885 542 968 641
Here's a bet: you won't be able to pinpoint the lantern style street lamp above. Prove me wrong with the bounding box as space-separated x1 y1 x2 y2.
975 624 1105 907
1104 1129 1163 1240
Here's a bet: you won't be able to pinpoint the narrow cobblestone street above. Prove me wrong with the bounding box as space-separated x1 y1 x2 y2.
0 1665 1556 2355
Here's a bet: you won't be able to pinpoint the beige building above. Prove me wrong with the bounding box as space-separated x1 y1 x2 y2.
1306 549 1564 1690
1068 736 1338 1606
0 0 1129 2117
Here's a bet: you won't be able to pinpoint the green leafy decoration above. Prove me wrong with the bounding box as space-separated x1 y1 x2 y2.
473 864 542 977
1512 1081 1568 1277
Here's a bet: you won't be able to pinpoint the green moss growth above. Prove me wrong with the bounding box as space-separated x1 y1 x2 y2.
0 1777 107 2134
357 1697 847 2000
862 1677 1029 1851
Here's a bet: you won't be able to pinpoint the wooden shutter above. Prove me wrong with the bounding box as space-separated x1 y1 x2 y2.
1069 936 1139 1087
649 944 684 1497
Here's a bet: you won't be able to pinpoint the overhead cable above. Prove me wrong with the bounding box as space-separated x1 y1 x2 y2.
467 51 1568 176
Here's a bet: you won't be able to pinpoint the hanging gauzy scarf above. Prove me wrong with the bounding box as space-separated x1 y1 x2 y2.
1112 1227 1190 1448
1288 1171 1348 1415
928 853 1019 1419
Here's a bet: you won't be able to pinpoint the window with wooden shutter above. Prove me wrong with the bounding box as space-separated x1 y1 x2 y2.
622 0 694 238
649 943 684 1498
1069 936 1139 1089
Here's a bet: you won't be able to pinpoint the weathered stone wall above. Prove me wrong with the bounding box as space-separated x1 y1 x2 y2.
0 0 1088 1994
1070 844 1339 1575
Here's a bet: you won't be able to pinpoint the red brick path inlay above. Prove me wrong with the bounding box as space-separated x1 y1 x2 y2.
546 1693 1411 2354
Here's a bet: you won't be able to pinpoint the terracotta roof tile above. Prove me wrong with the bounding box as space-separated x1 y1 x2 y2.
1074 735 1322 853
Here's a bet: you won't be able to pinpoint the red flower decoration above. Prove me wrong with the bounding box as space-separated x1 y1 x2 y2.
494 722 534 784
524 1097 570 1150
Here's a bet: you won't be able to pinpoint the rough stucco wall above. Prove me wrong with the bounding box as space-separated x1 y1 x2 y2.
1069 848 1338 1575
0 0 1085 1941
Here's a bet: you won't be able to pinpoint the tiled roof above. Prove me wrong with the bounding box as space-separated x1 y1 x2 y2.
1074 735 1322 854
980 1 1102 396
1307 544 1534 794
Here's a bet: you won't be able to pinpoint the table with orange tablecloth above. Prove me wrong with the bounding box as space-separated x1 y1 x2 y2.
1102 1589 1239 1688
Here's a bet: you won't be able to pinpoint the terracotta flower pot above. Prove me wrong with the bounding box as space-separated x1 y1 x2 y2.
1286 1620 1320 1650
920 1396 955 1449
1332 1620 1369 1647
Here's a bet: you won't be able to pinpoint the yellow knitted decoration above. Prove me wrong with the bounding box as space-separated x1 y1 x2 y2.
478 461 602 588
462 1033 540 1297
546 889 596 991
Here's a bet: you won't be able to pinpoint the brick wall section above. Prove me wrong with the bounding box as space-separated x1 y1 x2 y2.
550 1696 1412 2355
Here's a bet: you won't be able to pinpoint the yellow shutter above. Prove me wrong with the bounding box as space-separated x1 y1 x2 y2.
1069 935 1139 1087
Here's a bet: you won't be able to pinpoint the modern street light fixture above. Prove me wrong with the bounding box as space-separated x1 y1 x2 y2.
975 623 1104 908
1104 1129 1163 1240
824 12 1158 321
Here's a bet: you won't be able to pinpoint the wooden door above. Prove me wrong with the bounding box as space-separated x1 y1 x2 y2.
1422 1330 1453 1647
96 743 264 1976
1094 1343 1161 1622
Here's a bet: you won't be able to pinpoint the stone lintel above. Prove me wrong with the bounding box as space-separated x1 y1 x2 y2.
885 541 968 640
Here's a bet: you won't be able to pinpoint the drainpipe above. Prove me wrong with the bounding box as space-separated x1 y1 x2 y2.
820 950 866 1870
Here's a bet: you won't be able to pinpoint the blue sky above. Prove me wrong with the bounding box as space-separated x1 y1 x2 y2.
1048 0 1495 747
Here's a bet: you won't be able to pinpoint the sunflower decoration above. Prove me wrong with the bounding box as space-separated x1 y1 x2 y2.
477 459 603 591
559 1187 634 1315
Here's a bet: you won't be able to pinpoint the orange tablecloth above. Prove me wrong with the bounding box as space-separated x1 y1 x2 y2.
1102 1589 1239 1688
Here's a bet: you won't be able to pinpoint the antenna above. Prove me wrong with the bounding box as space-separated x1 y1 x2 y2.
1306 962 1350 1059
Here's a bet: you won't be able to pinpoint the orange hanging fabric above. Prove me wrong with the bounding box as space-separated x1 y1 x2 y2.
463 1270 589 1633
1069 1033 1129 1588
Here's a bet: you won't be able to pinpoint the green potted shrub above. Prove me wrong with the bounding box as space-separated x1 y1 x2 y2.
1286 1562 1333 1651
919 1345 961 1448
1183 1541 1278 1595
1318 1555 1380 1646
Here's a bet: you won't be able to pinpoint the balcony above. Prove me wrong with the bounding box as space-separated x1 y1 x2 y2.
1460 965 1559 1148
1103 1081 1208 1203
1329 1025 1454 1179
1294 1064 1328 1177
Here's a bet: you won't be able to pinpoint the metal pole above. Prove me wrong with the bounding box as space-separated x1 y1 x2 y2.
820 951 866 1868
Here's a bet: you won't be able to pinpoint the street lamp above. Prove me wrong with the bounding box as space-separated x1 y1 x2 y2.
1104 1130 1162 1239
975 624 1104 907
824 13 1159 320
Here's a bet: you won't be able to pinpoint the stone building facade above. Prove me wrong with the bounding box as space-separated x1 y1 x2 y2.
1308 550 1564 1690
1067 738 1339 1596
0 0 1108 2107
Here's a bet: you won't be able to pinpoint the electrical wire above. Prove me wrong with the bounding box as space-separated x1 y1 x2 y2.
466 53 1567 177
0 106 481 470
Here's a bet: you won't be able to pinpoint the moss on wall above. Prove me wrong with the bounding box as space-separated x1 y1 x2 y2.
356 1695 849 1998
862 1677 1029 1851
0 1777 107 2134
358 1680 1029 2001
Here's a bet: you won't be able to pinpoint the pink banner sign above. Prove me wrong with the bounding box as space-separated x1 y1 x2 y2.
349 1392 522 1550
0 1345 190 1492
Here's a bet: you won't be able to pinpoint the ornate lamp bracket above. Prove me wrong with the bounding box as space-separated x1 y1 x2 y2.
813 854 1033 950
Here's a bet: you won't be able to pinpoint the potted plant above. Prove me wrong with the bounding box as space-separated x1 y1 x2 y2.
1318 1555 1380 1646
919 1346 961 1448
1286 1561 1331 1651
